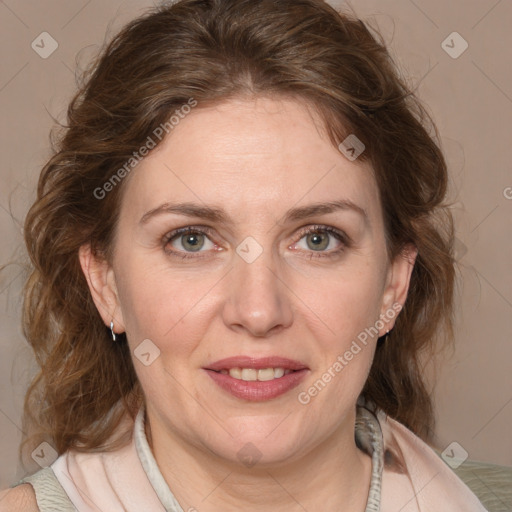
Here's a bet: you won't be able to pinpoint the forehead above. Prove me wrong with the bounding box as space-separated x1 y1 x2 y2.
120 96 381 226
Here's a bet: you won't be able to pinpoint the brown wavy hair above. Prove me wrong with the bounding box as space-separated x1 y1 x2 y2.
20 0 455 461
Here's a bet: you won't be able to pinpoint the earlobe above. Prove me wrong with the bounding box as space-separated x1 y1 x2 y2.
379 243 418 334
78 244 125 332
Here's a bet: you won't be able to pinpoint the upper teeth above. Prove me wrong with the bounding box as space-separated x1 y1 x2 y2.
220 368 292 381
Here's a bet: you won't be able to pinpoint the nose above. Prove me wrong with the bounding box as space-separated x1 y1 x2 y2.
221 243 293 338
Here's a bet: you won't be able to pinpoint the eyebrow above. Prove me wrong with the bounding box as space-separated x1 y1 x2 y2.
139 199 368 226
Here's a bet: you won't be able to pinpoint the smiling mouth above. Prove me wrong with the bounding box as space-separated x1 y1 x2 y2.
213 367 296 381
204 356 309 400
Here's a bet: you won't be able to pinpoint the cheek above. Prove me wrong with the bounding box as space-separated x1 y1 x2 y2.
296 270 382 411
114 255 216 352
293 261 385 346
115 263 210 401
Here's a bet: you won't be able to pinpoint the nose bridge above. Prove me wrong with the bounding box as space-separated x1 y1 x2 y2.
223 235 293 336
236 236 278 292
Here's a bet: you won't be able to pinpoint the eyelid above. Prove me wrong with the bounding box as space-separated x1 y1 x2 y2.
163 225 216 242
293 224 351 246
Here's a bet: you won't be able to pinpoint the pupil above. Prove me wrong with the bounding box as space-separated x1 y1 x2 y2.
308 232 328 251
184 234 203 251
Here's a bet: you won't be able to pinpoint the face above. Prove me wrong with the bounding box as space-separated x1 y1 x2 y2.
81 96 415 466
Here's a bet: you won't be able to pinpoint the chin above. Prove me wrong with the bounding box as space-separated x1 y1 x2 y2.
207 418 307 468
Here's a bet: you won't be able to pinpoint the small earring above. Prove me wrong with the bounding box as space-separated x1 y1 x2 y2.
378 328 391 344
110 320 116 341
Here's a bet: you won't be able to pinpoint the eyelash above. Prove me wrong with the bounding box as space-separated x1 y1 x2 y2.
162 224 350 260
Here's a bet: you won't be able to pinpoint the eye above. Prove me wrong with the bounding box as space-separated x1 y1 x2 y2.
291 225 349 259
163 226 218 259
162 224 350 261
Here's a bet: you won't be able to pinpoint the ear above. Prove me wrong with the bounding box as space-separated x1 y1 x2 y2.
78 243 126 334
378 243 418 336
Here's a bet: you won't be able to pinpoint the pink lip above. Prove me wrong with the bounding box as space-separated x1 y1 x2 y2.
204 369 308 401
205 356 308 372
203 356 309 402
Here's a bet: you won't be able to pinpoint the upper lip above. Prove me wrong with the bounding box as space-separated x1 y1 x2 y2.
205 356 308 371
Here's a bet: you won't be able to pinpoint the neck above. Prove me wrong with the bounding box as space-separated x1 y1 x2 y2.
145 408 372 512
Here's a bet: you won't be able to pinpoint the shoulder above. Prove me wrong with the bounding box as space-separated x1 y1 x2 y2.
379 414 488 511
0 484 39 512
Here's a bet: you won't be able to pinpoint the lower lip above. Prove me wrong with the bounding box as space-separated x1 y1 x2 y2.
204 369 309 401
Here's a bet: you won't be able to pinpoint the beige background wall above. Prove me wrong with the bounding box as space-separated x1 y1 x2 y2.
0 0 510 488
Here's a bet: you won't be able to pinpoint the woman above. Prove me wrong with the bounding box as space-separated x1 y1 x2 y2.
0 0 487 510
